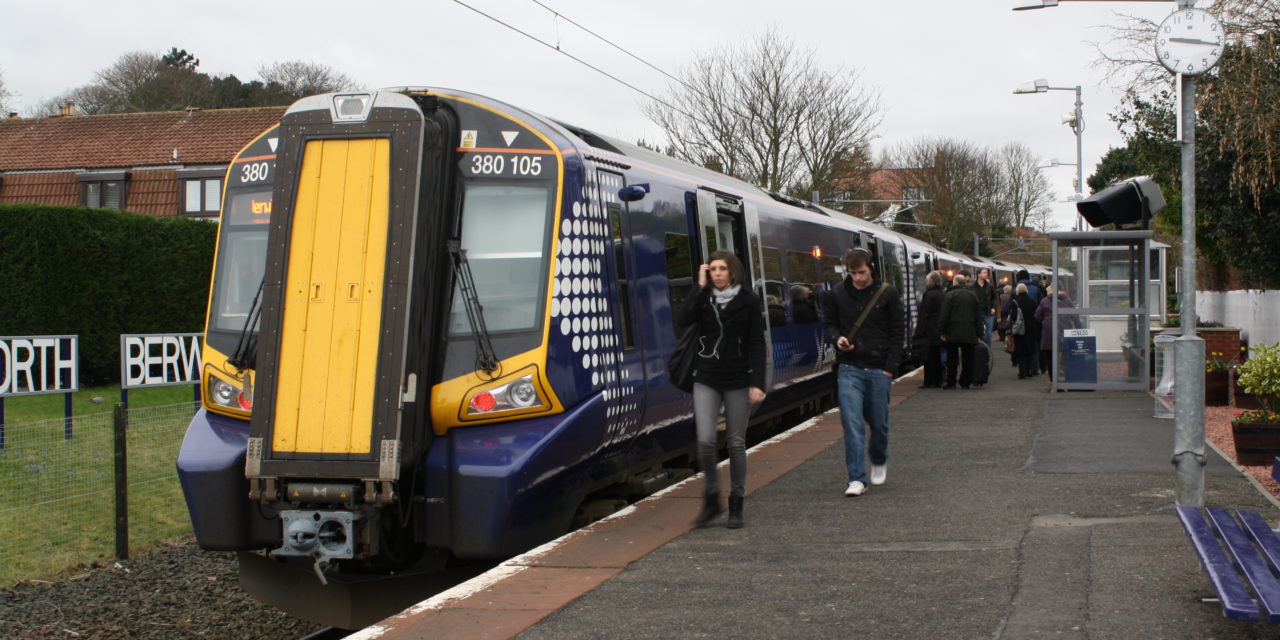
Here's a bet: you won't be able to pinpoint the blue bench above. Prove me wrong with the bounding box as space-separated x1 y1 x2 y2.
1175 505 1280 622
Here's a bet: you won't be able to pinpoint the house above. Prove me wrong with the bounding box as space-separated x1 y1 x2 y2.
0 106 285 219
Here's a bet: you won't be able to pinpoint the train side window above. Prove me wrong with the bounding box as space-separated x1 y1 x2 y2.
607 202 634 350
786 250 819 286
762 246 785 329
664 232 694 336
821 255 843 285
880 241 905 293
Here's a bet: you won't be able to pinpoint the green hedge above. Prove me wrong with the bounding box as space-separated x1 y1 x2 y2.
0 204 216 385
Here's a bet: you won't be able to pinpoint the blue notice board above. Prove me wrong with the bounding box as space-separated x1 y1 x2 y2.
1063 329 1097 383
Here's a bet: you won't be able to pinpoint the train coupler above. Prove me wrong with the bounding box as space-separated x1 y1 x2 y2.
271 509 363 584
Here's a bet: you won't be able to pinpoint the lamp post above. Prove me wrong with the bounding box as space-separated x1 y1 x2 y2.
1014 79 1085 230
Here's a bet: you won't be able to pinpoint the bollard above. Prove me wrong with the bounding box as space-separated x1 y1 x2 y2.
1173 336 1206 506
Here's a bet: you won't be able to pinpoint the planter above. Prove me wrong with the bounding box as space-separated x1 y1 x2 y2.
1232 420 1280 466
1205 369 1230 406
1232 371 1262 410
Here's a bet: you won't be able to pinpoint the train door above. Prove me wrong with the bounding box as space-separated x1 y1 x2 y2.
591 169 646 451
875 237 913 339
693 189 773 391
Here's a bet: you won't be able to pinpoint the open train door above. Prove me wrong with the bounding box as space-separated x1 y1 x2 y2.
693 189 773 392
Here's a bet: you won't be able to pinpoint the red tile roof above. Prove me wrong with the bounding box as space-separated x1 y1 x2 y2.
0 107 285 171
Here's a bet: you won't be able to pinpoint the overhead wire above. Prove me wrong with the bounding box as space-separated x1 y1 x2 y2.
527 0 697 94
450 0 695 120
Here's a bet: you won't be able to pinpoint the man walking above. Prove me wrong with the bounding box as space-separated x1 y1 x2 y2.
939 272 983 389
825 248 904 497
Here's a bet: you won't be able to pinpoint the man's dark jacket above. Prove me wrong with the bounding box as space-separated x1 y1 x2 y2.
824 278 905 375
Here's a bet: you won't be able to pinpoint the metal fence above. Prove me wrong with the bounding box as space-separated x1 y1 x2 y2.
0 402 197 585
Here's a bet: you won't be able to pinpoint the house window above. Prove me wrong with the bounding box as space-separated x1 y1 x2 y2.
184 178 222 215
78 171 129 210
179 169 226 217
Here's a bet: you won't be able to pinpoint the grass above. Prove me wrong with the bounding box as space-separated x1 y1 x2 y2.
0 385 202 585
1 383 199 425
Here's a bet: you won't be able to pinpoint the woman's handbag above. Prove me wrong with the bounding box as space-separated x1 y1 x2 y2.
668 324 699 392
1011 306 1026 337
1004 333 1017 354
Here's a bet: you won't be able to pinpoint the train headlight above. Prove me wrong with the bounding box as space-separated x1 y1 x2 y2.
210 377 237 406
207 372 253 415
466 374 544 416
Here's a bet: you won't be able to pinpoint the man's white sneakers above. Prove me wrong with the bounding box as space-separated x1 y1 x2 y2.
844 481 867 496
870 465 887 486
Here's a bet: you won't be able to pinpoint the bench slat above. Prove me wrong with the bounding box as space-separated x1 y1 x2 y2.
1175 505 1260 621
1206 507 1280 624
1238 510 1280 586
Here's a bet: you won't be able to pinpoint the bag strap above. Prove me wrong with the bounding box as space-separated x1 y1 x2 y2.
844 282 889 342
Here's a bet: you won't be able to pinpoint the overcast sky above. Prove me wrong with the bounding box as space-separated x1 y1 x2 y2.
1 0 1187 230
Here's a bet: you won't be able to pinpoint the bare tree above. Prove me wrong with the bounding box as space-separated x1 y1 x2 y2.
257 60 358 98
1000 142 1054 231
879 138 1055 251
90 50 165 112
0 68 13 115
643 28 882 198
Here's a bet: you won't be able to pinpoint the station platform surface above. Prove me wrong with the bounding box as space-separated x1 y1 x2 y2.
354 357 1280 640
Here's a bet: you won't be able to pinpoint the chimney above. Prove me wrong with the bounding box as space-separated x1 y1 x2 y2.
59 101 77 117
6 112 17 119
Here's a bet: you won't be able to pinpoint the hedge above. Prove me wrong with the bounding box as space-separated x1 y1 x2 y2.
0 204 216 385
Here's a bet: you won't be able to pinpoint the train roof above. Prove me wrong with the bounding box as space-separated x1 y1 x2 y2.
398 87 1064 275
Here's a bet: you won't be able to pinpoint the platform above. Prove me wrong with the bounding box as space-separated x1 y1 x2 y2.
353 357 1278 640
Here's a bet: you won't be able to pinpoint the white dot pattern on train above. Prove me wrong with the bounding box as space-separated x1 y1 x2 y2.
549 169 640 446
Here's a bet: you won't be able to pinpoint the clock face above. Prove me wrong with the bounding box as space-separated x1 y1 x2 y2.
1155 8 1224 76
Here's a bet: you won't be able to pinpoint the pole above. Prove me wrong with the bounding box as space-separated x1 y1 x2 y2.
1074 86 1085 231
113 402 130 559
1173 71 1204 506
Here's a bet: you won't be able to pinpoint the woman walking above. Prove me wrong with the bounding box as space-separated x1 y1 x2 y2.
913 271 946 388
1010 283 1040 379
677 250 767 529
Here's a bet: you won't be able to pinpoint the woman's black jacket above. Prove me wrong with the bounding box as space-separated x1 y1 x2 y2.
913 285 945 346
677 285 768 391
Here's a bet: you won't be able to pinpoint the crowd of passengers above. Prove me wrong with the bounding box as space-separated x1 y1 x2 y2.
912 267 1076 388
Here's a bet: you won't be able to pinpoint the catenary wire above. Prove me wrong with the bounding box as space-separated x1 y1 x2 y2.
451 0 696 121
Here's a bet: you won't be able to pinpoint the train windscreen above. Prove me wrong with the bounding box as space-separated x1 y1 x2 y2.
447 182 552 335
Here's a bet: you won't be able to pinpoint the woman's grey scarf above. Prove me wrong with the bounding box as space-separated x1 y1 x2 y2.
712 284 740 308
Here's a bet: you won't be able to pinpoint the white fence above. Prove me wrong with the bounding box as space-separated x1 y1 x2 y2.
1199 290 1280 350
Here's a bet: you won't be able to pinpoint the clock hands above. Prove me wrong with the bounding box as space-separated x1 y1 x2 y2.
1169 37 1222 46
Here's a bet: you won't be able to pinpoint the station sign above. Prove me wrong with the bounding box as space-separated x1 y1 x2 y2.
120 333 203 389
0 335 78 397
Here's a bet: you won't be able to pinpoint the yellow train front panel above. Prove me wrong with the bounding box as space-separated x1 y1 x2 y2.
272 137 391 455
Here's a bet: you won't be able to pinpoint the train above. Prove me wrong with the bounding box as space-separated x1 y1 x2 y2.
176 87 1052 626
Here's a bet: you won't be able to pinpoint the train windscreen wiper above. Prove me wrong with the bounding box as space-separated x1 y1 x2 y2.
447 240 499 374
228 279 264 371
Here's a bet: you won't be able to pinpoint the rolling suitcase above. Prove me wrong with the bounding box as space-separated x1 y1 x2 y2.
972 341 992 387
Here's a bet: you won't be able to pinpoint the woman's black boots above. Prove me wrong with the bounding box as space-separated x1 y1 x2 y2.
727 496 744 529
693 493 722 527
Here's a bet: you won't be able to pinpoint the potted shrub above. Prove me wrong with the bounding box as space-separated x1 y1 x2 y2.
1232 343 1280 465
1232 345 1260 409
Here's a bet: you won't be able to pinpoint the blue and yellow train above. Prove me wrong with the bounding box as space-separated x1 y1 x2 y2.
176 87 1050 623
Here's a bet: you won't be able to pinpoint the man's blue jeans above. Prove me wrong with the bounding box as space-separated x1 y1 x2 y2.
981 313 995 346
836 363 892 484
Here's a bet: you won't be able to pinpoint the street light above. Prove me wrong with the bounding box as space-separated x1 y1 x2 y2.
1013 0 1174 10
1014 79 1085 230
